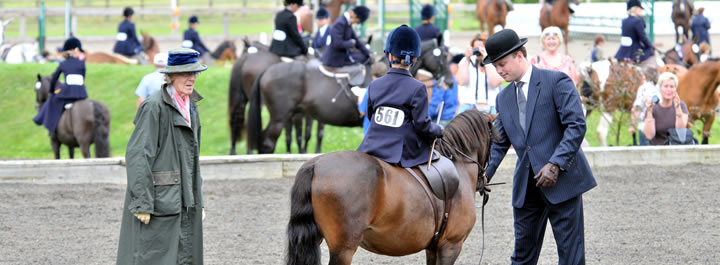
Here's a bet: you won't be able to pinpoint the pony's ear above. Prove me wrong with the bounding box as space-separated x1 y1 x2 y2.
367 34 373 45
436 34 444 47
37 74 41 81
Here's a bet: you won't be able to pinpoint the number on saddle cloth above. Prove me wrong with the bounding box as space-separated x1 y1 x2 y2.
416 152 460 201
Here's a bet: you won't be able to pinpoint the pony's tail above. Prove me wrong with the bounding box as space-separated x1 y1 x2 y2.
228 57 247 154
247 69 266 154
286 163 322 265
92 101 111 157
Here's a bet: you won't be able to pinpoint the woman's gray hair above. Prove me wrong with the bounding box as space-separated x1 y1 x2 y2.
657 72 679 88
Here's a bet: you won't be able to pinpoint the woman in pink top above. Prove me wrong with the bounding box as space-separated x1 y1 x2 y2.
530 26 579 85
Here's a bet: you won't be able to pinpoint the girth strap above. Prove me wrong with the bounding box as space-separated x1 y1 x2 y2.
405 167 453 249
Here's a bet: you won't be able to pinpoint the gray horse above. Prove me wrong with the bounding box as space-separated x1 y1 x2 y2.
34 74 111 159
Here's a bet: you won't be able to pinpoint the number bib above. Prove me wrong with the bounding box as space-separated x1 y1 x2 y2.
374 106 405 128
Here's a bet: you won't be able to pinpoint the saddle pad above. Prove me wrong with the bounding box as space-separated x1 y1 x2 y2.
417 153 459 201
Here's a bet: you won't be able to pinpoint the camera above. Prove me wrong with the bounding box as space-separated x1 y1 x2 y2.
472 48 481 56
651 95 660 105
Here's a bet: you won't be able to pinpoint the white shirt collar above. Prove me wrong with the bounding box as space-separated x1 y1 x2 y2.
343 12 351 24
519 62 532 84
319 24 329 36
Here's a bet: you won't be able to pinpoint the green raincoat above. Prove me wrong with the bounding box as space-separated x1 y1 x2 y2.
117 84 204 265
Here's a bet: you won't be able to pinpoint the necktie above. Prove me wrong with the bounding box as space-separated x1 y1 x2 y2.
516 81 526 132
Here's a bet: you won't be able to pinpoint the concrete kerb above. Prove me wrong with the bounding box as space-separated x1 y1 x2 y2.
0 146 718 184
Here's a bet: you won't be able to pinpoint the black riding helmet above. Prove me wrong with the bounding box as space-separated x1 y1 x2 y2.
62 37 84 53
123 6 134 17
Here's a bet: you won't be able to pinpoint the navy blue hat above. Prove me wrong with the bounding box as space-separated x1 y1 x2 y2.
627 0 643 10
189 15 199 24
316 7 329 19
62 37 84 53
352 6 370 23
482 29 528 65
384 25 422 66
123 7 134 17
160 48 208 74
421 4 435 20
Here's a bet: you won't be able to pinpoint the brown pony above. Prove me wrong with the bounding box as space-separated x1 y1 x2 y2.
476 0 509 35
677 60 720 144
85 32 158 64
539 0 579 54
657 63 688 78
210 40 237 66
671 0 693 44
141 31 160 62
324 0 357 24
286 109 496 265
295 5 314 35
34 74 111 158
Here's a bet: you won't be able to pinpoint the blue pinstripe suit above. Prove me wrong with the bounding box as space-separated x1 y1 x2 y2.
486 65 596 265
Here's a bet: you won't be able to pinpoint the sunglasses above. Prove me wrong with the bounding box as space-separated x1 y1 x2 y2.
543 32 560 37
175 72 200 78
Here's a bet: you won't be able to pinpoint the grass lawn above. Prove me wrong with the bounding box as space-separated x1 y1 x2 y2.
0 63 363 159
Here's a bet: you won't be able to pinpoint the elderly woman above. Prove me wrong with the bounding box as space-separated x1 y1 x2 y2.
117 48 206 265
530 26 579 84
644 72 689 145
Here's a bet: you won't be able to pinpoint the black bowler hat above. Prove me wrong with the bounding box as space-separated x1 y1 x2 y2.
482 29 528 65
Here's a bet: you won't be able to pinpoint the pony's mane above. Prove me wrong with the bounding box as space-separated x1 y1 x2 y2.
212 40 233 59
436 109 498 163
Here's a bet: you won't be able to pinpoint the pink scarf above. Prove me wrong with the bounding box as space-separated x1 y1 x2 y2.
174 90 191 126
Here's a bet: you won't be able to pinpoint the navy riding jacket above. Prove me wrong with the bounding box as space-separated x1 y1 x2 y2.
615 15 653 63
357 68 443 168
321 14 370 67
50 57 88 100
415 23 441 41
691 14 711 45
183 28 209 55
113 19 143 56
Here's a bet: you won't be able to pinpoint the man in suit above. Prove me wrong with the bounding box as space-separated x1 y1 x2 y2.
183 15 214 66
615 0 655 66
113 7 147 64
269 0 308 58
415 4 441 41
483 29 597 265
312 7 332 51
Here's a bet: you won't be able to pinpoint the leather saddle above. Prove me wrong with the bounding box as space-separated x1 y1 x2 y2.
408 151 460 201
318 64 366 87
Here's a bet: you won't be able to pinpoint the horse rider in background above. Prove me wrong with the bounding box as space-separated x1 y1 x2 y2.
615 0 656 67
691 7 711 51
321 5 371 87
135 53 168 109
113 7 147 64
312 7 332 52
184 15 214 66
33 37 88 136
357 25 443 168
415 4 441 41
269 0 308 59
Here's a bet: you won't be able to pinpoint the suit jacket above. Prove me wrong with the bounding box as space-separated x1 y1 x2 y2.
691 14 711 45
112 19 143 56
615 15 653 62
486 66 596 208
357 68 443 167
415 23 441 41
321 14 370 67
312 24 332 50
50 57 88 100
269 9 308 57
183 28 209 55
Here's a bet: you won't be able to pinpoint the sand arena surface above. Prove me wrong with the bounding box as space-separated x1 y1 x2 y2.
0 164 718 264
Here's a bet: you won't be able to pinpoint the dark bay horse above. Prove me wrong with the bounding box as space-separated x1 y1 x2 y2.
539 0 579 54
677 59 720 144
476 0 509 35
248 38 454 154
672 0 693 44
662 38 700 67
286 109 496 265
34 74 111 158
210 40 237 66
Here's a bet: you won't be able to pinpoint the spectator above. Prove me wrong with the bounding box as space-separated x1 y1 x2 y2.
429 54 462 126
358 60 389 135
591 34 605 62
643 72 689 145
530 26 579 84
135 53 168 109
691 7 711 48
630 68 660 145
455 32 503 114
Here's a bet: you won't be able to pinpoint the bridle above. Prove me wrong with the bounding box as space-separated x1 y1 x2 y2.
413 42 449 88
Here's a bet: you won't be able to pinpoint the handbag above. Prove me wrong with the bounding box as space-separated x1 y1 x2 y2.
664 128 697 145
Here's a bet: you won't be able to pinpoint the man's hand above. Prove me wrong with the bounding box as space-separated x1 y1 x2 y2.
477 173 491 196
534 163 559 188
134 213 151 224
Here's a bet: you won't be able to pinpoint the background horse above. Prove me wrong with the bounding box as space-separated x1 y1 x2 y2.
286 109 495 265
662 38 700 67
671 0 693 44
85 32 158 64
677 60 720 144
476 0 509 35
141 31 160 62
539 0 579 54
579 60 645 146
210 40 237 66
1 18 40 63
34 74 111 159
323 0 357 24
411 38 456 98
